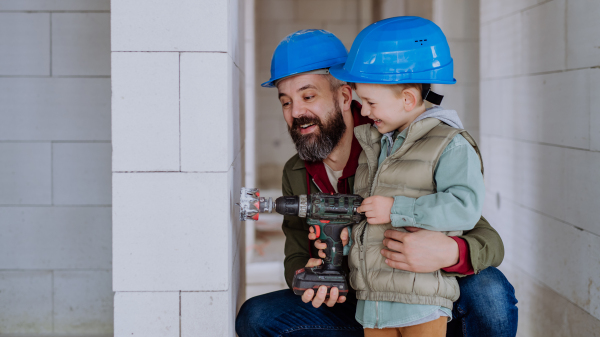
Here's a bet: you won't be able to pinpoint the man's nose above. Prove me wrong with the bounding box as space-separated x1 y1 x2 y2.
291 103 305 119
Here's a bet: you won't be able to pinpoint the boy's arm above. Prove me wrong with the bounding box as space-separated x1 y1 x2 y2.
390 135 484 231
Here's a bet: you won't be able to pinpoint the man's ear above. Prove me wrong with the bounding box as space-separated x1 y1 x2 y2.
340 84 353 111
403 88 418 112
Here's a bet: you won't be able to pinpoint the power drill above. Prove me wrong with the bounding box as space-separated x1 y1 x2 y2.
238 187 365 296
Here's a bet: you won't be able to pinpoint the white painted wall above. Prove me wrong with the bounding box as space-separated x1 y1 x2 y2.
111 0 245 336
480 0 600 334
0 0 112 335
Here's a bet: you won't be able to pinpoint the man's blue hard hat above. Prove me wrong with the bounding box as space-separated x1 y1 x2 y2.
329 16 456 85
261 29 348 88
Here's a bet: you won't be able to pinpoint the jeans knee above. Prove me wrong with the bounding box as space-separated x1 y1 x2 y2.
236 296 263 336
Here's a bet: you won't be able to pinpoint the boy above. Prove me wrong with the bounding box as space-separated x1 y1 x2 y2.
329 16 485 336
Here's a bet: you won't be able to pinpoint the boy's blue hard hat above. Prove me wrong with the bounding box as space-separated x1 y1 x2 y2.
261 29 348 88
329 16 456 85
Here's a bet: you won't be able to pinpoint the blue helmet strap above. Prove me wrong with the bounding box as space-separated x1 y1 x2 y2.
422 83 444 105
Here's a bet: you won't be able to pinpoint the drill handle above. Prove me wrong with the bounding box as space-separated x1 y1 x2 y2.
313 222 348 270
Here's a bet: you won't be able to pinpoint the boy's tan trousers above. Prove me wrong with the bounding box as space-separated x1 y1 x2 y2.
363 317 447 337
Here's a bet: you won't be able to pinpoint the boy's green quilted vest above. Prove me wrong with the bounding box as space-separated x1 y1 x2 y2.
350 118 483 309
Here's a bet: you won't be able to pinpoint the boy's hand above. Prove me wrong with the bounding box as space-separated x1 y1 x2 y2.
300 258 346 308
357 196 394 225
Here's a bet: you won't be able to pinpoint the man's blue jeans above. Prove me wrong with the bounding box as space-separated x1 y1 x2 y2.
236 267 518 337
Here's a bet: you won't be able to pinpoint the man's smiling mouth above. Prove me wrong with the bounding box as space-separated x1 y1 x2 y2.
300 123 316 129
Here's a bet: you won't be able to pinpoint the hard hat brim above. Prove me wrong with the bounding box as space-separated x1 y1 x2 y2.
329 63 457 85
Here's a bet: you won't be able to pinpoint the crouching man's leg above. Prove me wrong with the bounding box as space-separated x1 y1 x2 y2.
447 267 518 337
236 289 364 337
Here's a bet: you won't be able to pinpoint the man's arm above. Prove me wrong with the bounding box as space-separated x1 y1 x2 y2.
452 215 504 276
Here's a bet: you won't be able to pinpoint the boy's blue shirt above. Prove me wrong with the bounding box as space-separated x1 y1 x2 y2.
353 117 485 329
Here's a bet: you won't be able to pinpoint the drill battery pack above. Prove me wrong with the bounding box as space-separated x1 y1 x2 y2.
292 266 348 297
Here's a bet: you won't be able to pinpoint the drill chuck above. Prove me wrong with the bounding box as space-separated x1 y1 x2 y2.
238 188 309 221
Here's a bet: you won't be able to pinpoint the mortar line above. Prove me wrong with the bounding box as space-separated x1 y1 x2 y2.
179 291 182 337
480 0 553 25
0 10 109 13
501 195 600 239
481 66 594 81
51 270 55 332
0 204 112 207
50 141 54 205
49 13 52 77
484 134 592 152
0 75 110 78
179 52 182 172
112 51 228 53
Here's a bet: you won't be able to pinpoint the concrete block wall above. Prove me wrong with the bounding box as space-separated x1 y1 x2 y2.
255 0 373 190
111 0 245 336
0 0 112 335
480 0 600 334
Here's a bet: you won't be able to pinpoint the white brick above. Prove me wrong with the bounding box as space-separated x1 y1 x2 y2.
0 143 51 205
591 69 600 152
486 137 600 237
486 13 522 78
52 13 110 76
480 0 542 23
53 143 111 205
533 70 590 149
0 207 111 269
181 291 231 337
180 53 230 172
295 0 343 21
111 52 179 171
0 13 50 76
0 271 52 334
500 263 600 337
111 0 228 52
0 78 110 141
229 0 243 69
479 22 491 80
521 0 566 74
434 83 479 131
0 0 110 11
54 270 113 334
489 200 600 319
113 172 230 291
564 149 600 236
114 292 179 337
567 0 600 69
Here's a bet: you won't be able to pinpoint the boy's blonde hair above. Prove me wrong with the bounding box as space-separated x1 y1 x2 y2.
349 82 425 105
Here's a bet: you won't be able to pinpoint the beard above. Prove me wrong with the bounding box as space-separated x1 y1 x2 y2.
288 99 347 162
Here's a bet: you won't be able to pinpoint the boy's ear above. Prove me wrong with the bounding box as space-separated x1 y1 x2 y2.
403 88 419 112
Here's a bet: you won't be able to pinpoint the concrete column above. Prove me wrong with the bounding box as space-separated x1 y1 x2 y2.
111 0 245 336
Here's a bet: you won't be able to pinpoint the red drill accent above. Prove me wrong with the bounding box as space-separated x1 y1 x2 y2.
253 202 259 209
313 225 321 238
256 191 260 197
252 213 259 221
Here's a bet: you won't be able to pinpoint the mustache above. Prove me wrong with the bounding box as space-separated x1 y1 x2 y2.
291 116 323 130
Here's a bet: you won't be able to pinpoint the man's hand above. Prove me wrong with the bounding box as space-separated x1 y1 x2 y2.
381 229 460 273
309 226 349 259
356 196 394 225
300 258 346 308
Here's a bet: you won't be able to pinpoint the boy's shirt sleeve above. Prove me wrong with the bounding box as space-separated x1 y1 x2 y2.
390 134 485 231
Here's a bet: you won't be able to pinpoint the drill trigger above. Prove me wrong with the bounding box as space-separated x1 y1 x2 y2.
312 225 321 238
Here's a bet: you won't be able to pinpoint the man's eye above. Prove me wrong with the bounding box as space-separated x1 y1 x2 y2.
282 101 291 107
304 96 314 100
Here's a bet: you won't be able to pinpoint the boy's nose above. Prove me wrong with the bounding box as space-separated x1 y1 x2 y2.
360 106 370 117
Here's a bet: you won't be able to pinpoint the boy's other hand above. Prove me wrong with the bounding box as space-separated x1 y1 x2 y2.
356 196 394 224
301 258 347 308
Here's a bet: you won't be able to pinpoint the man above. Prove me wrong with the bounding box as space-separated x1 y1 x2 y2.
236 29 518 337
